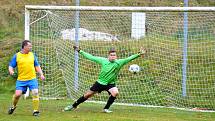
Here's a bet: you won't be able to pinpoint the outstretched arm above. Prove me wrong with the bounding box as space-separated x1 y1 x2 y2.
73 46 105 64
119 47 146 65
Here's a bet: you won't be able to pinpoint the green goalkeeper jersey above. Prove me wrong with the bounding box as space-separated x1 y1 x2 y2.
79 50 140 85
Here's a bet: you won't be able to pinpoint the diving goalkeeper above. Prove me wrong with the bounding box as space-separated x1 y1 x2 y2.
64 46 146 113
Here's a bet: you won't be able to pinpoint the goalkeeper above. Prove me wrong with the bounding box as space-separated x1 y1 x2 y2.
64 46 146 113
8 40 45 116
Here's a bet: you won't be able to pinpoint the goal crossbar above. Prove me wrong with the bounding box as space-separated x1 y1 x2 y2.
25 5 215 12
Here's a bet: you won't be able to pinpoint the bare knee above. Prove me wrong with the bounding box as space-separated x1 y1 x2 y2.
14 94 22 99
111 91 119 97
14 91 22 99
31 89 39 96
109 87 119 97
84 91 95 99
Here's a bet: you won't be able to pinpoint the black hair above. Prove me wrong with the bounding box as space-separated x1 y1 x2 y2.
22 40 31 49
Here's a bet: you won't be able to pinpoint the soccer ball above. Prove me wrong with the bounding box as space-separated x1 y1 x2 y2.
129 64 140 74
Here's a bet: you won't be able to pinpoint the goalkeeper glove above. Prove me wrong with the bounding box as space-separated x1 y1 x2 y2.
139 47 146 55
73 46 80 52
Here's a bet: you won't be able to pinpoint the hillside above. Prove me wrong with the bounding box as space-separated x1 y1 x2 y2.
0 0 215 40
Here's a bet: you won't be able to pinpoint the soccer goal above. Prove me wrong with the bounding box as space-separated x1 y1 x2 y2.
25 5 215 111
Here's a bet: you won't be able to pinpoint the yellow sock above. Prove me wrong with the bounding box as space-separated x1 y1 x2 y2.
32 95 39 111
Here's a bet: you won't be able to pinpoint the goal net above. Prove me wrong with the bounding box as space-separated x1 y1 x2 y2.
25 6 215 111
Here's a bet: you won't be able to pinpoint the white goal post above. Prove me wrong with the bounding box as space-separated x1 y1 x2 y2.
25 5 215 111
25 5 215 11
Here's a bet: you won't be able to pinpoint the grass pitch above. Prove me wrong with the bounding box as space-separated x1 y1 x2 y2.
0 93 215 121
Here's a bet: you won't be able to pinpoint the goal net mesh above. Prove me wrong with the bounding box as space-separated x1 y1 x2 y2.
28 7 215 110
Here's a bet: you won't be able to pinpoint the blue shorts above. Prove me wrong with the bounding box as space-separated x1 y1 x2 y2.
16 78 38 94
